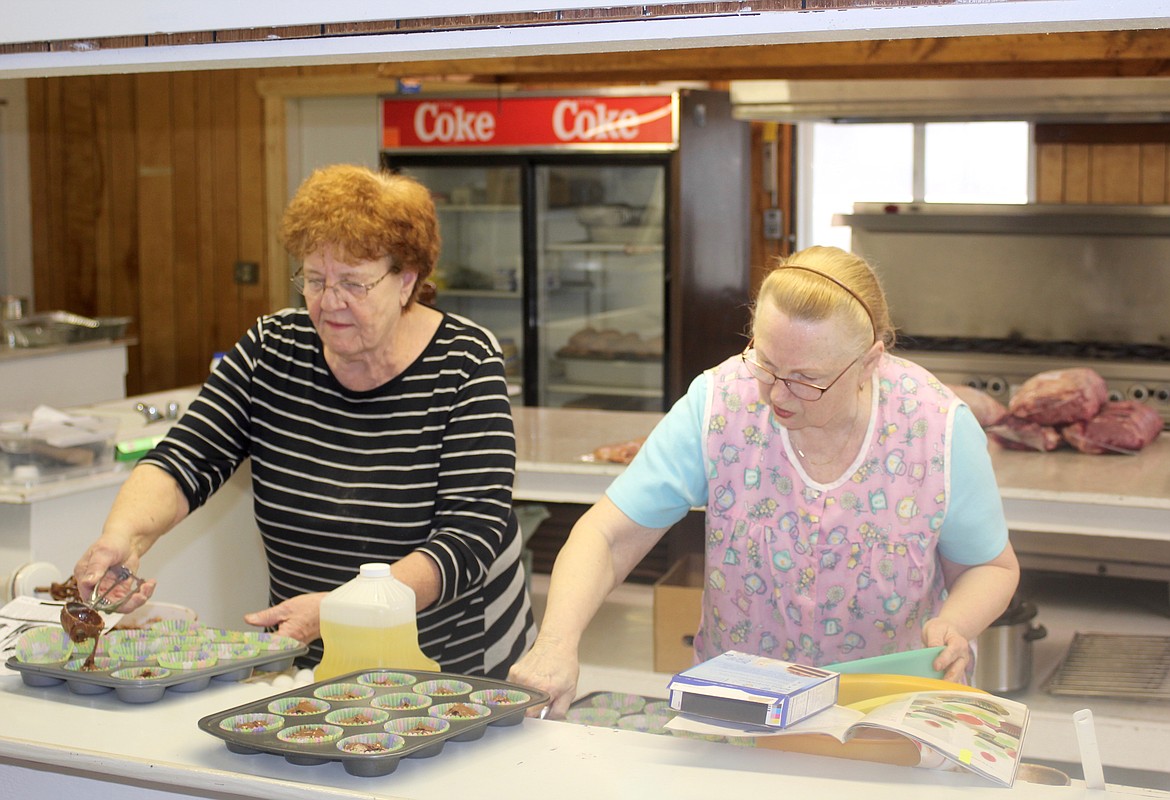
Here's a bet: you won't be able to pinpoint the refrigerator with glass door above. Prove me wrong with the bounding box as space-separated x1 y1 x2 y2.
379 90 751 412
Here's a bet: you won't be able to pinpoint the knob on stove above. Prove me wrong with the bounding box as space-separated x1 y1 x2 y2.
984 376 1009 396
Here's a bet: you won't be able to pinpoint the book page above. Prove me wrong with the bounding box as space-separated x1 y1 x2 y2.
851 691 1028 787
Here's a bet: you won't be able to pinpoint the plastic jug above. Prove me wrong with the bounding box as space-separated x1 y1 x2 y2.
314 562 439 681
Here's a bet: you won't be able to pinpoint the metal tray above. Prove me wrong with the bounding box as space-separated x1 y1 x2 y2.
5 312 132 347
7 636 307 704
198 669 549 777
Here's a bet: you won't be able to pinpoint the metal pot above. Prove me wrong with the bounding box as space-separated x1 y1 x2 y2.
974 597 1047 694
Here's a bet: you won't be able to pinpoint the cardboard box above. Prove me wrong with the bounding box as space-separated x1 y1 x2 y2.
668 650 840 729
653 553 704 674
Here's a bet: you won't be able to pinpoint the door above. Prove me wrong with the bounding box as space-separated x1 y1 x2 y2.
392 159 526 397
534 160 668 411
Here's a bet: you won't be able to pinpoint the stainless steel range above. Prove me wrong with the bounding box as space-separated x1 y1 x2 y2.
841 202 1170 581
900 347 1170 425
841 202 1170 427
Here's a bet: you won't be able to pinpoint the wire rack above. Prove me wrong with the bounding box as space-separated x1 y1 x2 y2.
1044 633 1170 700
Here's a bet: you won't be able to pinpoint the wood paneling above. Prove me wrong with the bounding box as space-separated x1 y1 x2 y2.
1036 123 1170 205
28 57 1170 395
28 71 280 394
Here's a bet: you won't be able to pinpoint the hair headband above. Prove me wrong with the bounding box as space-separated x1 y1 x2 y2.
773 263 877 343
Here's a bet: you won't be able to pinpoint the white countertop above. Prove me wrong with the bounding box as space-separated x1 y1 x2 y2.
3 396 1170 796
0 666 1161 800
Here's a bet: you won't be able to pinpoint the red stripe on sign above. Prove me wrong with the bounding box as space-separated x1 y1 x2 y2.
382 95 676 149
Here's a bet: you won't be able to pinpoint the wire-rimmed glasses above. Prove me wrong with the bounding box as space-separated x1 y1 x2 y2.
291 268 393 301
741 340 863 401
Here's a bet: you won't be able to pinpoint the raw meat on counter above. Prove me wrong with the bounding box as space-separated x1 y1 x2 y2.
1061 401 1163 454
590 437 647 464
949 384 1008 427
957 367 1162 455
1007 367 1108 426
986 416 1064 452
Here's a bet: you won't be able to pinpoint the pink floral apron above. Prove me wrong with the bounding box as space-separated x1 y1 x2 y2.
694 354 958 668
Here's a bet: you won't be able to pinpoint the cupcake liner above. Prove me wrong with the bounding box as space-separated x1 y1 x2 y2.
277 724 343 745
110 665 171 680
337 733 404 755
384 716 450 737
146 619 205 637
157 649 218 670
243 632 302 651
370 692 431 712
220 713 285 735
268 696 330 716
469 688 530 707
589 692 646 714
565 707 622 727
211 642 260 660
64 656 120 673
616 712 673 734
14 627 74 664
326 708 391 727
203 628 248 643
643 700 671 716
107 640 159 664
312 682 375 702
412 679 472 697
428 702 490 722
356 671 416 688
147 635 207 654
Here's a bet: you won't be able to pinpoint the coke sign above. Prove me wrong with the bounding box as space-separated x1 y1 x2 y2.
382 95 677 150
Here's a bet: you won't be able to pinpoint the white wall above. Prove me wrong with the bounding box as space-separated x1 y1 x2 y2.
287 95 380 193
0 80 32 303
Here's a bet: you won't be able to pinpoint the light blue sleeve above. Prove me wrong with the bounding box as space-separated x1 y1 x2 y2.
605 372 711 528
938 404 1010 565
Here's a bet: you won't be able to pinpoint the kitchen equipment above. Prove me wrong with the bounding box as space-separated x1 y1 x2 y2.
314 562 438 681
381 89 751 411
1044 632 1170 700
975 595 1047 693
1 296 27 321
4 311 131 347
198 668 549 777
8 628 306 703
89 564 146 613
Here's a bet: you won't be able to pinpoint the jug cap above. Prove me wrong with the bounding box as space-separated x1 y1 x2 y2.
359 562 391 578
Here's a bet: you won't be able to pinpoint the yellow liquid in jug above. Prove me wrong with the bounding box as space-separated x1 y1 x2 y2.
314 619 439 682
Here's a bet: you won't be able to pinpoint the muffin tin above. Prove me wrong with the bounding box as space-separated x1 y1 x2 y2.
565 692 752 745
7 624 307 703
198 669 549 777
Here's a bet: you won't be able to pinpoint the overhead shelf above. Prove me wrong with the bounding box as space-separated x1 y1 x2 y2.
835 203 1170 236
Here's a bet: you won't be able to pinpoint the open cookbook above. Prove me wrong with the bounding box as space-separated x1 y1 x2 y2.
667 689 1029 787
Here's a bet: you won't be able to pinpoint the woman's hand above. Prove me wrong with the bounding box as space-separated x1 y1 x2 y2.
73 537 156 614
244 593 327 644
507 636 581 719
922 616 973 683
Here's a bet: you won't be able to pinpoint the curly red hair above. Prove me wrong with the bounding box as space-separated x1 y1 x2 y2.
280 164 440 306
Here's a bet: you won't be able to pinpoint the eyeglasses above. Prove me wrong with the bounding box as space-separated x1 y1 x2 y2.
741 340 863 401
291 268 394 301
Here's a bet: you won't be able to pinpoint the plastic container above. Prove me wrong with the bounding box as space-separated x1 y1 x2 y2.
314 563 439 682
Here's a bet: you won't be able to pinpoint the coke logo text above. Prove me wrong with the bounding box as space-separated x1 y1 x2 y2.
413 103 497 143
552 100 639 141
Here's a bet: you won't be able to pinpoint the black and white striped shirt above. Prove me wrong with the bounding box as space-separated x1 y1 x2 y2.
142 308 535 677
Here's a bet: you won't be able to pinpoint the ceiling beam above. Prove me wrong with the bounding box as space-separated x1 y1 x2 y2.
369 30 1170 84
